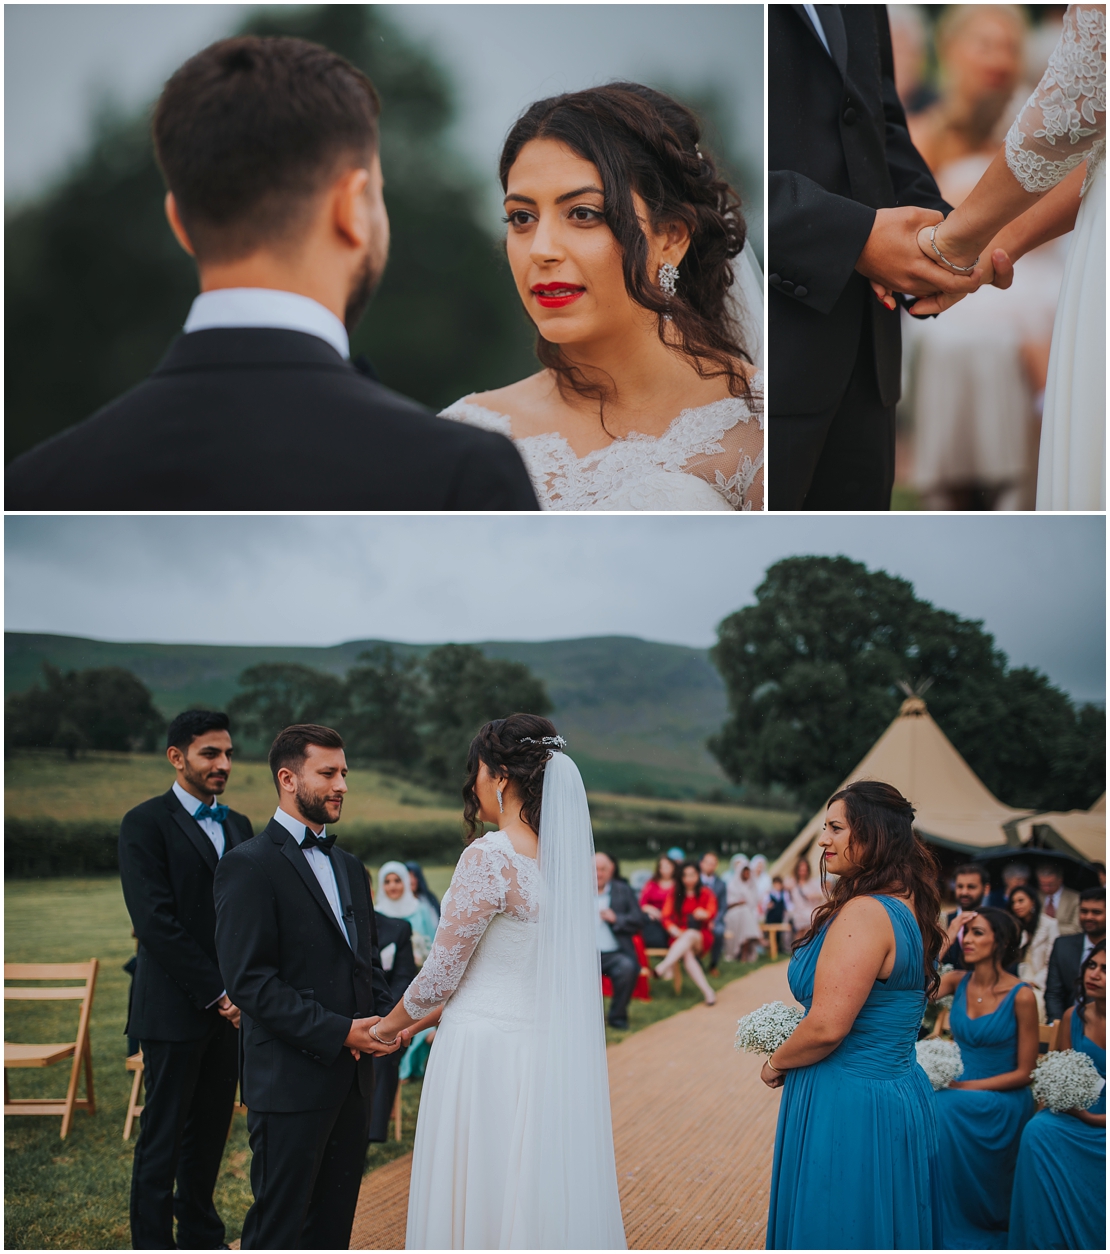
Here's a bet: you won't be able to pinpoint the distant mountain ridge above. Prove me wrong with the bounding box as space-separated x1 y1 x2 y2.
4 631 731 796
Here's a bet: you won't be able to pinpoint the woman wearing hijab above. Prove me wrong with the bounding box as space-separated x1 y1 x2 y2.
723 855 763 963
406 861 442 920
376 860 439 966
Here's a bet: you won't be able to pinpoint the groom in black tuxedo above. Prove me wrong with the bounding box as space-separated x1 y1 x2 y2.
768 5 992 510
214 724 400 1250
6 36 538 512
118 710 253 1250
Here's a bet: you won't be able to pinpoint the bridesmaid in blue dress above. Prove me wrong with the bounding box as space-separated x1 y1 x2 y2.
1009 939 1106 1250
932 908 1038 1249
764 781 947 1250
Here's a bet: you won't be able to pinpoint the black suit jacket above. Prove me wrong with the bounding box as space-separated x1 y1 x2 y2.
1045 932 1088 1023
374 913 418 1011
768 4 948 414
5 328 540 511
119 789 254 1042
213 818 393 1112
606 879 646 965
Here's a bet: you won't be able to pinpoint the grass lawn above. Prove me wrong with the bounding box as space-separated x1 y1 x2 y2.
4 874 777 1249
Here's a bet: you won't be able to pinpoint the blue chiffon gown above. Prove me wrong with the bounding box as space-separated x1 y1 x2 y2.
934 976 1035 1249
1008 1008 1106 1249
767 896 939 1250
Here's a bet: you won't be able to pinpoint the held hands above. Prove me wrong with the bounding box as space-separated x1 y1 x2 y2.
344 1015 411 1060
216 995 241 1030
855 207 985 300
599 907 618 924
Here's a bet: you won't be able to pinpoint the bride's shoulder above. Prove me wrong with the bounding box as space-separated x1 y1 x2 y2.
440 372 553 437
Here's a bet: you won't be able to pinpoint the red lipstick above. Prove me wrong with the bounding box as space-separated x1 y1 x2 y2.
531 282 585 308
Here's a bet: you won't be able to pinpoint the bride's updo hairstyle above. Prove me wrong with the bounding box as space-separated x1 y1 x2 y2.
462 713 561 842
499 82 756 415
799 780 947 997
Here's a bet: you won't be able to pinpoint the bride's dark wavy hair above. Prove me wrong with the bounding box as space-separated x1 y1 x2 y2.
798 781 947 999
462 713 560 842
499 82 757 428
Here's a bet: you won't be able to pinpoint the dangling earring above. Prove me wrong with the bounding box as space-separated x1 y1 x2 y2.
658 262 679 300
496 788 504 814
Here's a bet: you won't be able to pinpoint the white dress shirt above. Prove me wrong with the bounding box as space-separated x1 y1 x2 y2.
173 780 225 859
183 287 350 359
272 808 350 947
596 887 620 953
803 3 832 55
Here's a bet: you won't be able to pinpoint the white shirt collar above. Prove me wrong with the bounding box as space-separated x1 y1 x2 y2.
803 4 832 56
173 779 210 818
273 806 323 844
183 288 350 359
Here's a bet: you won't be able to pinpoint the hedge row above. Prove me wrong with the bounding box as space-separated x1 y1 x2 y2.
5 814 797 878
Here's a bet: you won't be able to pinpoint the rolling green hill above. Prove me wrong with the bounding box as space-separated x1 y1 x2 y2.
5 631 733 798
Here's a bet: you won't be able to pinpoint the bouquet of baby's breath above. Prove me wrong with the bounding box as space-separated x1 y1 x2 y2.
734 1001 805 1056
915 1038 964 1091
1030 1049 1106 1113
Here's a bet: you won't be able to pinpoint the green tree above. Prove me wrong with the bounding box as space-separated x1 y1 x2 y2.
709 556 1104 814
6 4 535 462
344 644 424 767
228 663 348 749
5 663 164 757
419 644 553 789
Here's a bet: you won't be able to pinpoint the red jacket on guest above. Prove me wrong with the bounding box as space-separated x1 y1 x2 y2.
662 886 717 954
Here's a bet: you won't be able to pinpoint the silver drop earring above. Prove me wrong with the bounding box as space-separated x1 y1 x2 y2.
658 262 679 300
496 788 504 814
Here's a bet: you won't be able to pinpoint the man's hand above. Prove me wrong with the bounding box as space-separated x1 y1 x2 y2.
344 1015 402 1060
599 907 617 924
856 207 985 299
907 247 1014 317
216 995 241 1030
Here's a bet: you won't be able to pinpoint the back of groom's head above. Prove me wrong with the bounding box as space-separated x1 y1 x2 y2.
153 36 380 264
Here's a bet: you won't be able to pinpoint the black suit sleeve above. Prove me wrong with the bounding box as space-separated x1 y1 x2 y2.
1044 937 1074 1023
445 431 540 511
610 882 646 937
118 807 225 1010
213 852 352 1063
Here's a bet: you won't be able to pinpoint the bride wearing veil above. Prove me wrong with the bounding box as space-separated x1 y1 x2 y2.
440 83 764 512
366 713 625 1249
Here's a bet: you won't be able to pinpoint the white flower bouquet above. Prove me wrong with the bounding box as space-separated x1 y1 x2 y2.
915 1038 964 1091
1030 1049 1106 1113
735 1000 804 1056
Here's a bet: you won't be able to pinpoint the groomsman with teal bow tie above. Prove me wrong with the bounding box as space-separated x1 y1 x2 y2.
119 710 254 1250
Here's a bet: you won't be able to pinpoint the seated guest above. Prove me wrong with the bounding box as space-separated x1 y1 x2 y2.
986 862 1031 910
1037 860 1081 935
595 852 645 1031
785 855 823 945
931 909 1038 1249
375 860 438 965
700 851 728 975
1092 861 1106 888
1045 887 1107 1022
655 860 718 1006
1008 884 1059 1023
942 862 989 968
1008 941 1106 1250
367 880 417 1144
405 861 441 922
764 875 790 927
723 856 763 964
638 855 677 950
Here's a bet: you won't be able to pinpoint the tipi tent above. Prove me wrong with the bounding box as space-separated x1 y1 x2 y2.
771 696 1034 878
1012 794 1106 864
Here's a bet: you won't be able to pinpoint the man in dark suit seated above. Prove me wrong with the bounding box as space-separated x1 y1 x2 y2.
1045 887 1106 1022
700 851 728 975
5 35 538 512
367 901 418 1143
118 709 254 1250
941 863 989 969
595 852 645 1032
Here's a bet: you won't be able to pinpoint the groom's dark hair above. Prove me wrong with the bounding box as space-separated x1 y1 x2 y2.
153 36 380 263
268 724 345 791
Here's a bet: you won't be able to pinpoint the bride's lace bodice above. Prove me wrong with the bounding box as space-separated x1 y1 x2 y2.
439 374 764 512
1006 5 1106 193
402 831 541 1028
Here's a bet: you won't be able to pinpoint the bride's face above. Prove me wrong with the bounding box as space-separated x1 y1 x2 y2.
502 138 685 349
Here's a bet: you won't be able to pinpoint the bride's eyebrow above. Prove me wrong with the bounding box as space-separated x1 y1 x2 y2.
502 186 605 206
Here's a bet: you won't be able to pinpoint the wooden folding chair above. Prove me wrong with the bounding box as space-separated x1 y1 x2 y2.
1039 1021 1058 1053
123 1050 144 1140
5 960 99 1139
760 923 790 961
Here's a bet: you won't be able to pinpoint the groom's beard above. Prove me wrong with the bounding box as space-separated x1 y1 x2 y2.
344 251 384 336
295 782 343 826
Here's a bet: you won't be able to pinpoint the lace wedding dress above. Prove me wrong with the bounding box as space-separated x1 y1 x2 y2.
1005 3 1105 509
440 375 764 511
403 754 625 1249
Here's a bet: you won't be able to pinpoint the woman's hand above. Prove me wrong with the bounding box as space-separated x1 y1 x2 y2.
642 904 662 921
691 908 709 922
667 925 682 940
760 1060 786 1089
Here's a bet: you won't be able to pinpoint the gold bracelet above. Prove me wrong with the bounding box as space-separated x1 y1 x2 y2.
369 1024 397 1046
766 1058 785 1075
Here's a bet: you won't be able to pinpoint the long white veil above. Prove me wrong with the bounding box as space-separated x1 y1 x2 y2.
513 750 626 1250
730 238 765 369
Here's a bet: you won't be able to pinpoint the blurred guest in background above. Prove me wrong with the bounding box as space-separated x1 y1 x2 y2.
942 863 990 968
1008 883 1059 1021
786 855 824 944
700 851 728 975
723 856 763 964
639 854 677 950
1008 939 1106 1250
367 875 417 1144
1093 860 1107 887
987 861 1031 909
751 854 773 903
1046 887 1107 1022
1037 860 1080 934
406 861 441 921
594 852 645 1031
375 860 438 965
889 5 938 115
764 876 790 927
656 860 718 1005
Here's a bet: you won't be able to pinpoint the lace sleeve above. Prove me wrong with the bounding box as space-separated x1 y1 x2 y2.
1005 5 1106 192
401 841 507 1018
682 382 765 511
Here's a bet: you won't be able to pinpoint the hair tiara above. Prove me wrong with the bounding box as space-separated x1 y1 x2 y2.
521 735 567 749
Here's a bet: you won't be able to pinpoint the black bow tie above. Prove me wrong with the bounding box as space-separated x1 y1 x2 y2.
300 827 337 856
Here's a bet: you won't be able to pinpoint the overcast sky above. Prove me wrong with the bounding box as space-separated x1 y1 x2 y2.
5 515 1105 703
5 3 763 233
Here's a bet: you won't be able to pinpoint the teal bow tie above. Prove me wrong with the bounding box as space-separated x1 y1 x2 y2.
194 802 229 824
